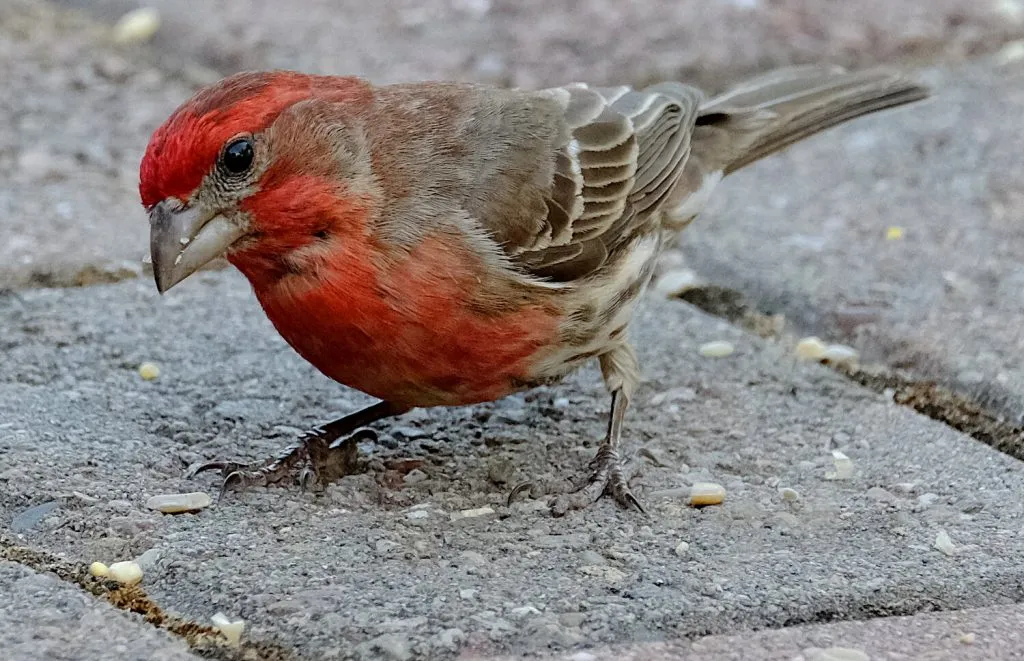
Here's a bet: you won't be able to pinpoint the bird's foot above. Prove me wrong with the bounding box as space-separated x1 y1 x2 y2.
508 445 646 517
188 427 377 499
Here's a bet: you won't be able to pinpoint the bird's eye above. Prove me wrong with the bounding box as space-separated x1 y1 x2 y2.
221 138 254 175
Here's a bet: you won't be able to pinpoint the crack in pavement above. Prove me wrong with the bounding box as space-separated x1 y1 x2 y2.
676 284 1024 465
0 536 302 661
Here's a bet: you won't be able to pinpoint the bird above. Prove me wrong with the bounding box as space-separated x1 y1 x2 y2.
139 64 928 515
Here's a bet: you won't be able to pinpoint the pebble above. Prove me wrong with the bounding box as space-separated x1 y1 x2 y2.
534 533 592 550
698 340 735 358
559 612 587 628
509 605 541 620
916 493 940 510
577 565 627 582
459 588 478 600
486 457 515 485
934 529 957 556
459 550 487 566
436 628 465 649
405 509 430 520
402 469 428 484
135 548 162 572
145 492 212 514
10 501 60 533
389 426 428 441
579 550 605 565
674 541 690 557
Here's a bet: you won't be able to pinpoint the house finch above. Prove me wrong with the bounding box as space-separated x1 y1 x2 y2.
140 65 927 515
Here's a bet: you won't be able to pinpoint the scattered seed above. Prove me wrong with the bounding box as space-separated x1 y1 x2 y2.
779 487 800 502
698 341 735 358
960 632 976 645
885 226 904 240
821 344 859 367
689 482 726 507
449 506 495 522
654 269 701 297
211 612 245 646
935 530 957 556
107 560 143 586
145 492 212 514
795 336 828 360
138 362 160 381
673 541 690 557
88 561 109 578
825 450 854 480
112 7 161 45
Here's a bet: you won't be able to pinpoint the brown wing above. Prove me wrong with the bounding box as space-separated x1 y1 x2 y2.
511 82 704 282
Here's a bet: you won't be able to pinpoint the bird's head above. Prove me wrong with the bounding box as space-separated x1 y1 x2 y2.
139 70 374 293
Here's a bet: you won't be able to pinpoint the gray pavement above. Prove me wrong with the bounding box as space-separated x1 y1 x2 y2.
3 0 1024 659
3 272 1024 659
676 58 1024 426
480 604 1024 660
0 560 199 661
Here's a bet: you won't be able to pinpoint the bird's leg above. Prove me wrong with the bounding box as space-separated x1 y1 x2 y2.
511 345 646 516
189 400 405 497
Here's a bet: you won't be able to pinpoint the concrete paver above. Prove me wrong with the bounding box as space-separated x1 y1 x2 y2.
480 604 1024 660
0 560 200 661
677 60 1024 422
2 272 1023 659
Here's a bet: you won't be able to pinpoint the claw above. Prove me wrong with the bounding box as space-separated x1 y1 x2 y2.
507 480 535 506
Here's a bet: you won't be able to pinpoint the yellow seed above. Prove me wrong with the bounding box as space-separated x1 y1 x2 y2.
112 7 161 45
689 482 726 507
138 362 160 381
107 560 143 586
89 561 109 578
885 226 904 240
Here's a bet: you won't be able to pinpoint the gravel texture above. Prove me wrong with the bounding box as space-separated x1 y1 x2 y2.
3 272 1024 659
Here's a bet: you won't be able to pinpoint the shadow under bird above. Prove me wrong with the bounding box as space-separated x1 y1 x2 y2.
140 64 929 515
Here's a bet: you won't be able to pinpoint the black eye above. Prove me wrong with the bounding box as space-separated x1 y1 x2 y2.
222 138 254 175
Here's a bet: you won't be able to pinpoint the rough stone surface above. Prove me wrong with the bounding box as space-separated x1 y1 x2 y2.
676 59 1024 422
2 272 1023 659
0 560 199 661
476 604 1024 660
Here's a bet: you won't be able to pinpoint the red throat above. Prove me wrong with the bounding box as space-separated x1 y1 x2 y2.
228 176 561 407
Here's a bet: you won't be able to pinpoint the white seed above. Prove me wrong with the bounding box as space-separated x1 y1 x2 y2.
673 541 690 557
112 7 161 45
959 632 976 645
107 560 143 586
821 344 860 367
449 506 495 522
138 362 160 381
689 482 726 507
654 269 700 297
211 612 245 646
89 561 109 578
825 450 854 480
935 530 957 556
795 336 828 360
779 487 800 502
145 492 212 514
698 341 735 358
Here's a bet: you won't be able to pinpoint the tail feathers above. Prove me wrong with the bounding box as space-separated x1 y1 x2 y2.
694 66 930 175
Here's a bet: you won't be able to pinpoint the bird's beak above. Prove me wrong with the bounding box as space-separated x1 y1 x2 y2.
148 200 246 293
